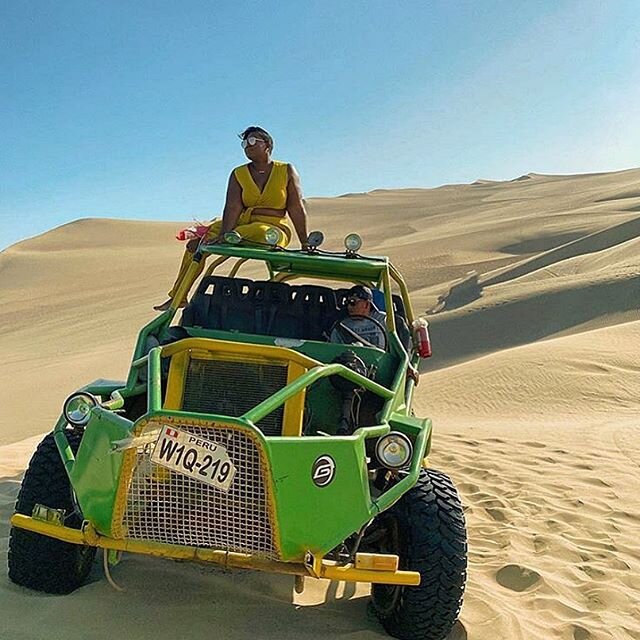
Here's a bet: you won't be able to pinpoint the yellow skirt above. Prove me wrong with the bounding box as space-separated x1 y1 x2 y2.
204 209 292 247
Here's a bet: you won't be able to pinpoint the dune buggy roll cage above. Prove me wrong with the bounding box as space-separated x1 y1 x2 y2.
169 243 416 331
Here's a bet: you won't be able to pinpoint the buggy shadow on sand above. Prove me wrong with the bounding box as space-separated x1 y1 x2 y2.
9 232 467 640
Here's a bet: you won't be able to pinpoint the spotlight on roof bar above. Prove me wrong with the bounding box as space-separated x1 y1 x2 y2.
306 231 325 250
223 231 242 244
264 227 282 246
344 233 363 253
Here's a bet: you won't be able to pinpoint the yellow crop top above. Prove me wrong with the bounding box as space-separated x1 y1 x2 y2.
233 161 289 210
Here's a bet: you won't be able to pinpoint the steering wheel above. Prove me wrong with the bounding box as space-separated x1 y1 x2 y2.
329 314 389 351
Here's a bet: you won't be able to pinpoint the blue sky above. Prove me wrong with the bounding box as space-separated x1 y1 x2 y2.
1 0 639 250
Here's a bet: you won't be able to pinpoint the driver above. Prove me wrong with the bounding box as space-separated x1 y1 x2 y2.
329 285 387 349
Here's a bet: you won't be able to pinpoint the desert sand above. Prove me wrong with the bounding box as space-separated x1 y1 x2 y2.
1 167 639 639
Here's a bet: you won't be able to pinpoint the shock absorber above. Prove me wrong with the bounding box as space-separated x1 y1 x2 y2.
330 351 369 436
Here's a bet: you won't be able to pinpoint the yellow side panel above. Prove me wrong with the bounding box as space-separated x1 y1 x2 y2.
282 361 307 437
164 350 189 410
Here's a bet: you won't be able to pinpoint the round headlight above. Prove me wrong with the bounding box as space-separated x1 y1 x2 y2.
306 230 325 250
264 227 282 246
344 233 363 253
63 392 98 426
375 432 413 470
223 231 242 244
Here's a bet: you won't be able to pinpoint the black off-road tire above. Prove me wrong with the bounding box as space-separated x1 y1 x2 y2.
8 430 96 594
371 468 467 640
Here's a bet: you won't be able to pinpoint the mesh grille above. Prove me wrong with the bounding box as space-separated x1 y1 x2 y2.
183 359 287 436
122 422 278 559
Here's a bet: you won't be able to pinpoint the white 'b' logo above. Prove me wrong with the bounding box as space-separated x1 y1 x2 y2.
312 455 336 487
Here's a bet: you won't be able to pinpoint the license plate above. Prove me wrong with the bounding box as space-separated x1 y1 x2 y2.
151 426 236 491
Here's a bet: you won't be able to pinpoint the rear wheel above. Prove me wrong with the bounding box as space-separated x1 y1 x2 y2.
371 468 467 640
8 430 96 594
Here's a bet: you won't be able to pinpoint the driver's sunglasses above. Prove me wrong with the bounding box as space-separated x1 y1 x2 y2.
241 136 266 149
346 297 361 306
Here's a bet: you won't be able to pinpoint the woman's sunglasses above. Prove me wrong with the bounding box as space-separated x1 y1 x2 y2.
241 136 266 149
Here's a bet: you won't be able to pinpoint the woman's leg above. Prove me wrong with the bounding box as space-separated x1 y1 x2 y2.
154 241 199 310
235 219 292 247
154 221 223 310
166 239 200 297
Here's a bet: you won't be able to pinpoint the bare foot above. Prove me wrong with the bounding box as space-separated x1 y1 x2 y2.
153 299 186 311
153 299 172 311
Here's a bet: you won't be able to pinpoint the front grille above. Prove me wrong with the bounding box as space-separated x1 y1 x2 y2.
120 421 278 559
183 359 287 436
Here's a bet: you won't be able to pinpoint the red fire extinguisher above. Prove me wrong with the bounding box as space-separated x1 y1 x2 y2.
412 318 432 358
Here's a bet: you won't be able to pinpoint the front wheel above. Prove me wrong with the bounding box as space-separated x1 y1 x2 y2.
8 430 96 594
371 468 467 640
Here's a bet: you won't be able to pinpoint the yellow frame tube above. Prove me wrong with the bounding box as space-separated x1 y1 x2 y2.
229 257 249 277
380 269 397 333
10 515 420 585
160 337 322 370
203 255 231 277
273 272 297 283
163 343 309 436
389 263 415 325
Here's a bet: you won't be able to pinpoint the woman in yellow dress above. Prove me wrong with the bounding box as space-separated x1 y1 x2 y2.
154 126 309 310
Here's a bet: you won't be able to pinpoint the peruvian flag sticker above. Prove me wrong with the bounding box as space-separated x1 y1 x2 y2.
165 427 179 438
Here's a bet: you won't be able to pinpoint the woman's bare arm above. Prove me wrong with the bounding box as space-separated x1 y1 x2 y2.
286 164 309 247
219 172 244 236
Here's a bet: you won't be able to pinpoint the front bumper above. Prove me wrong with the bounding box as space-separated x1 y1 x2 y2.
10 514 420 586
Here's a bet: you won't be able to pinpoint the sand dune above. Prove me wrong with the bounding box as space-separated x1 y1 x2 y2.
2 168 640 639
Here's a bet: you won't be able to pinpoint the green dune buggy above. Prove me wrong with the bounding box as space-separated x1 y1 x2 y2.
9 232 467 640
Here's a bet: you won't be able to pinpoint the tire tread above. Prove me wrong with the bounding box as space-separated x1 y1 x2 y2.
373 468 467 640
8 431 96 594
